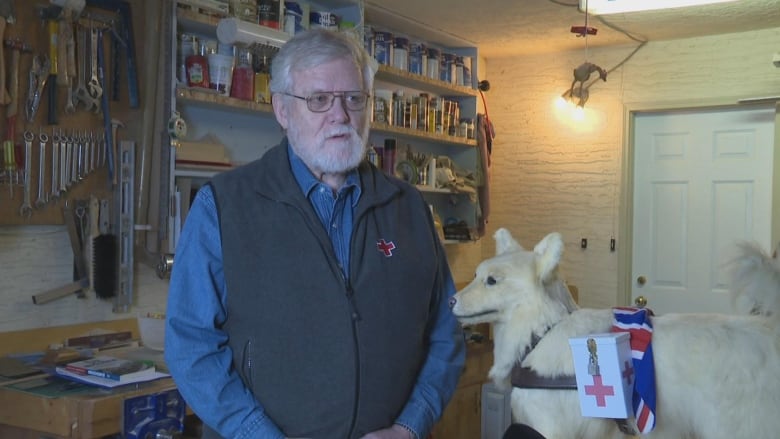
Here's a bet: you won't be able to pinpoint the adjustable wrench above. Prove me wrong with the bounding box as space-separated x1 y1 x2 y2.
72 25 98 112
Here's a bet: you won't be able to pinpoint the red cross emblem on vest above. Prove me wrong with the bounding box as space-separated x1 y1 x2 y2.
376 239 396 257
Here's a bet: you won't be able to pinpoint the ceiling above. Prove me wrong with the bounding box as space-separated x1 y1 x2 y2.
365 0 780 59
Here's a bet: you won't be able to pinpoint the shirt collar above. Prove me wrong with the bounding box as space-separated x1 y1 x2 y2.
288 143 362 205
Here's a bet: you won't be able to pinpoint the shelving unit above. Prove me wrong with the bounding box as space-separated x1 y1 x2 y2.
162 0 484 251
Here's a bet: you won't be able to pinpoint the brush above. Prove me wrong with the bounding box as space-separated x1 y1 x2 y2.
93 198 117 299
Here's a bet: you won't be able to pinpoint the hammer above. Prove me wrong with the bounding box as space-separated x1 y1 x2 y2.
0 1 15 105
5 39 32 144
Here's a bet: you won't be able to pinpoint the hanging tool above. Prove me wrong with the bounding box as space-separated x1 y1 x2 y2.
0 1 14 106
32 202 90 304
6 39 32 198
86 0 138 108
35 130 48 208
6 39 32 140
2 139 13 197
19 131 33 217
25 54 51 123
96 27 117 186
41 7 61 125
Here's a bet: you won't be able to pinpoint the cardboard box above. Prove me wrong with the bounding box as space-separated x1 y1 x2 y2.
568 332 633 419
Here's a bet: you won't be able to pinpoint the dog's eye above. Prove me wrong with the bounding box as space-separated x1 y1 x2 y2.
486 276 497 286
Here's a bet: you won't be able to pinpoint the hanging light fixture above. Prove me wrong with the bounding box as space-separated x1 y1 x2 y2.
559 0 607 109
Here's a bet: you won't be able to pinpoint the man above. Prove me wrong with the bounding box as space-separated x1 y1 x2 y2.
165 28 465 439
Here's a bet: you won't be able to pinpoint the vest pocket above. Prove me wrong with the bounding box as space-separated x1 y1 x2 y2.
241 339 254 389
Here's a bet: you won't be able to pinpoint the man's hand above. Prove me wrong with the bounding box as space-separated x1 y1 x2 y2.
359 424 415 439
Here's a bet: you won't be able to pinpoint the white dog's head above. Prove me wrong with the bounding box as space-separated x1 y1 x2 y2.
450 228 568 326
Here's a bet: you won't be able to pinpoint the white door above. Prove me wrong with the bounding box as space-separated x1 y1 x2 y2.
631 106 775 315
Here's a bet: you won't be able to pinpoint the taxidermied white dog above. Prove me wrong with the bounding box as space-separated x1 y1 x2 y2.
450 228 780 439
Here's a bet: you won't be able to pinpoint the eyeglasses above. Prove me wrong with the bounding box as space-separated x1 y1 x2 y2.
281 91 370 113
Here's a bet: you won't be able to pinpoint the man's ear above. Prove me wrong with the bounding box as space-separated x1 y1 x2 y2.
272 94 289 129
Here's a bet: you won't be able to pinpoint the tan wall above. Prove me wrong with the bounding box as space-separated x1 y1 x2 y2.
471 27 780 308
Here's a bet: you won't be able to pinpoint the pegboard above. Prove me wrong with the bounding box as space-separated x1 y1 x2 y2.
0 0 143 225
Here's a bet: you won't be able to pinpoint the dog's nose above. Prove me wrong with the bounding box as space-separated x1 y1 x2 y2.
448 297 457 309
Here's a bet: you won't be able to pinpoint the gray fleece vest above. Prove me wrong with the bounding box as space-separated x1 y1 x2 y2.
203 142 445 439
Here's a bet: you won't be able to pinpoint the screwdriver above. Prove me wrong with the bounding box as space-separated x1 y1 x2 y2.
3 139 14 197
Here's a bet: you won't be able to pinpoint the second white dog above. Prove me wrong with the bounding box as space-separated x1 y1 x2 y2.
450 228 780 439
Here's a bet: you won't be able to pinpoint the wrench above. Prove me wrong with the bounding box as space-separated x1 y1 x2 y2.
19 132 33 217
64 77 76 114
87 27 102 100
35 131 48 209
51 130 59 200
72 25 99 112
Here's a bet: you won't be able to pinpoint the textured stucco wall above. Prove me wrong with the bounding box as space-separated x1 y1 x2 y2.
460 27 780 308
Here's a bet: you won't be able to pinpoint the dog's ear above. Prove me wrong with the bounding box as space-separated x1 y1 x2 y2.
494 228 524 255
534 232 564 283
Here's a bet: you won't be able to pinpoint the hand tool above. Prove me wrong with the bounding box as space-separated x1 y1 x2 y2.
96 28 117 186
6 39 32 163
87 26 102 100
72 24 99 112
25 54 51 123
45 13 59 125
19 131 33 217
0 1 14 106
35 130 48 208
86 0 138 108
62 8 77 114
51 128 60 200
2 139 13 196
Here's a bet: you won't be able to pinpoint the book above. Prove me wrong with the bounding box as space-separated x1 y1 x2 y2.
54 366 170 389
59 356 157 383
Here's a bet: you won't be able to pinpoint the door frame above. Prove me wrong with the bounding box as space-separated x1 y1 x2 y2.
616 98 780 307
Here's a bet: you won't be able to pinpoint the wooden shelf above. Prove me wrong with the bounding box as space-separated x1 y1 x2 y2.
176 86 275 115
375 65 478 98
371 122 476 147
176 6 224 35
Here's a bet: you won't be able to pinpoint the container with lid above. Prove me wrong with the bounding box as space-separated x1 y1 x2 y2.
392 37 409 71
374 31 393 66
426 47 440 81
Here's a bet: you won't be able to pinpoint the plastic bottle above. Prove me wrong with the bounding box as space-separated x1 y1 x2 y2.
185 41 210 88
231 48 254 101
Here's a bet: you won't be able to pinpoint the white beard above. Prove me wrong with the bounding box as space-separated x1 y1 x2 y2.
288 120 369 175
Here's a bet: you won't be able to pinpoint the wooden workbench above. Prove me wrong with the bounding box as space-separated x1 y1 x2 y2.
0 318 181 438
0 376 177 439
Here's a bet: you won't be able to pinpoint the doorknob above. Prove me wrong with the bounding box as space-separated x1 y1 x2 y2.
635 295 648 308
636 275 647 285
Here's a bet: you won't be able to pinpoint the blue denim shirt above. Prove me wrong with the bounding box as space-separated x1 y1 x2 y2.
165 147 465 439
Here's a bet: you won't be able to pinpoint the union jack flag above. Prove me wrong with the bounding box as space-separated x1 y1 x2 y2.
612 307 656 434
